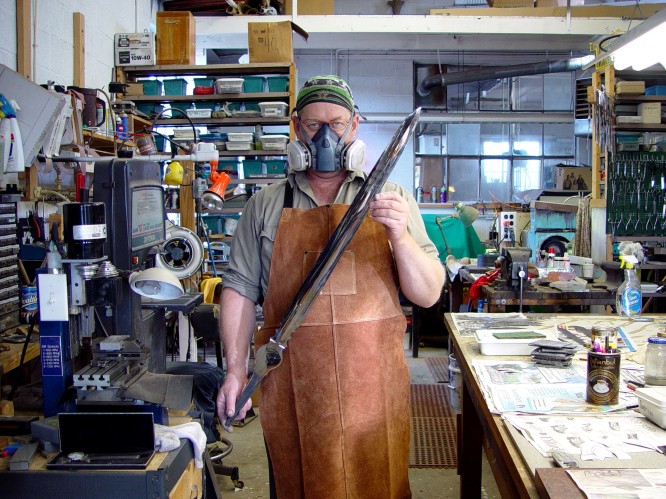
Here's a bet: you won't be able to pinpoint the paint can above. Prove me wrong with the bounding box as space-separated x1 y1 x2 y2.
20 285 38 324
586 350 620 405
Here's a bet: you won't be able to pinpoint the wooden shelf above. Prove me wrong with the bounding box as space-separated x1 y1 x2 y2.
119 62 292 78
82 130 135 152
128 92 289 103
154 117 290 127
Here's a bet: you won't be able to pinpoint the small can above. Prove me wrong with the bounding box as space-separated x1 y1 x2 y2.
591 326 617 353
477 298 486 313
430 185 438 203
415 186 423 203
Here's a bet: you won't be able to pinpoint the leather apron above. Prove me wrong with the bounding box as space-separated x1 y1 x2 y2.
256 203 411 499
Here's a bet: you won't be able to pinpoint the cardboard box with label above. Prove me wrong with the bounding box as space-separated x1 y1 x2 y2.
248 21 308 63
639 102 662 124
114 32 155 67
555 166 592 191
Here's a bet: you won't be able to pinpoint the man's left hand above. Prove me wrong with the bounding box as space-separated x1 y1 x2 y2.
369 191 409 242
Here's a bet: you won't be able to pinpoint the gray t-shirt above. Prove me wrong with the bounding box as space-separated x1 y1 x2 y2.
222 169 439 304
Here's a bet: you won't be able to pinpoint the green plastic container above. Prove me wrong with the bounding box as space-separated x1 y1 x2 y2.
169 102 193 116
265 159 287 177
193 77 215 88
218 160 238 173
243 160 264 177
196 101 217 111
243 102 261 113
154 134 166 152
243 76 265 93
138 79 163 95
267 76 289 92
163 78 188 95
136 103 164 117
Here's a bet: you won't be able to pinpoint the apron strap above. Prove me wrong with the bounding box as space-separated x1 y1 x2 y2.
283 181 293 209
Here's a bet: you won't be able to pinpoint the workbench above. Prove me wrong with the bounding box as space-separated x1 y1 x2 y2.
444 312 666 499
0 326 39 376
481 283 615 312
0 435 205 498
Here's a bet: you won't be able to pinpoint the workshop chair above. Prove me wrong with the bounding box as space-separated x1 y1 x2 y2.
190 303 223 368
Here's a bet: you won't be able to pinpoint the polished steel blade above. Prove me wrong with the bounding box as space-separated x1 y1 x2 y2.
226 108 421 426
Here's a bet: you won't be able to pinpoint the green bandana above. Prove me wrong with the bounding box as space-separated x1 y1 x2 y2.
295 75 355 114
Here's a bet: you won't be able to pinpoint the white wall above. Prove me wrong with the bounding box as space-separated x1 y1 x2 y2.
1 0 157 90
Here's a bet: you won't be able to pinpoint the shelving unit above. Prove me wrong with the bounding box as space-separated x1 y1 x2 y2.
590 66 666 262
116 62 296 238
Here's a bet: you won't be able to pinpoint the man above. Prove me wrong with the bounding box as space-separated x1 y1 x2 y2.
216 75 445 498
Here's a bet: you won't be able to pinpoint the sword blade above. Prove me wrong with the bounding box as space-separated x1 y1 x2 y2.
225 108 421 426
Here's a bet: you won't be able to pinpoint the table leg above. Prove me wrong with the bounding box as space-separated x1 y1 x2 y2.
459 374 482 499
411 305 421 358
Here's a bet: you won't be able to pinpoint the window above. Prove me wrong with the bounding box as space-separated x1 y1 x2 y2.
414 67 577 202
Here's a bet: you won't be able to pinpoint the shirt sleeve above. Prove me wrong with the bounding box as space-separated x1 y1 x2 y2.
221 194 264 304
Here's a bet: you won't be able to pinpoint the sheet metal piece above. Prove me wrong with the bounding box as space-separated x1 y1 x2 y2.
226 108 421 426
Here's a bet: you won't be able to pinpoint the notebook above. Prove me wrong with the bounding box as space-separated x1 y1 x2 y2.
46 412 155 470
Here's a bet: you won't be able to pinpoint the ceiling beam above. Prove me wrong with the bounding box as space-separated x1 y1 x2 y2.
195 13 636 52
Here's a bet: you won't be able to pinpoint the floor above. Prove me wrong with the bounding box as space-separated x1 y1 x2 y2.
208 334 502 498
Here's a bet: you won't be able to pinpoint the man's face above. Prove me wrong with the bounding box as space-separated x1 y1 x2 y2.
293 102 359 144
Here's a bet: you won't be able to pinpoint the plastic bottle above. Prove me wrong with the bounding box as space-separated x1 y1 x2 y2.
546 248 555 269
616 259 642 318
439 185 447 203
430 185 438 203
563 252 571 271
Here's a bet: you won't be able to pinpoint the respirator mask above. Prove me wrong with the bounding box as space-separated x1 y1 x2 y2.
288 122 366 173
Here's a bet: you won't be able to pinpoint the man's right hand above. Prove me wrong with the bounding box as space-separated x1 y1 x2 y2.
216 369 252 432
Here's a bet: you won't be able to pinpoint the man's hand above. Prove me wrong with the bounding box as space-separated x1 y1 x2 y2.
216 369 252 432
369 191 409 242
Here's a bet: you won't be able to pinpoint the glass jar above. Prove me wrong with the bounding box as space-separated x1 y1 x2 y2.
644 333 666 386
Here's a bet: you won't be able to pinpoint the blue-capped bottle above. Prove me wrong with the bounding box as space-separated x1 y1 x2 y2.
616 256 642 318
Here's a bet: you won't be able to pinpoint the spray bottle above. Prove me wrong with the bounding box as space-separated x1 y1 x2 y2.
0 94 25 173
616 255 642 318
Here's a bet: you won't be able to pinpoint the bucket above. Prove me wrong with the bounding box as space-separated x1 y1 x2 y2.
449 365 462 389
20 285 38 323
448 384 461 412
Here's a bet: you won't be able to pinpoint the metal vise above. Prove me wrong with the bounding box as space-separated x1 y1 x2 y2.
500 247 532 288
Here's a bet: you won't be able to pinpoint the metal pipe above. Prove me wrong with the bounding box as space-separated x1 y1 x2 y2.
417 55 594 97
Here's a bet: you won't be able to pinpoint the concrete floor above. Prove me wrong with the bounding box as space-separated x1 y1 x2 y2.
208 336 502 498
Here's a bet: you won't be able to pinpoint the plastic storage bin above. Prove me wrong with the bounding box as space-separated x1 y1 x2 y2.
163 78 188 95
267 76 289 92
193 77 215 88
226 142 254 151
646 86 666 96
227 132 254 142
243 76 265 93
243 160 264 177
218 160 238 173
215 78 244 93
136 103 164 117
259 102 288 117
635 386 666 429
186 108 212 119
260 135 289 151
138 79 163 95
265 159 287 177
169 102 193 114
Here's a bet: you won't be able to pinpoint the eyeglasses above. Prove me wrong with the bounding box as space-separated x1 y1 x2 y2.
299 119 350 133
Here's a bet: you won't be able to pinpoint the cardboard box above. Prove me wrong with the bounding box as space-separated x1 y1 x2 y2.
555 166 592 191
639 102 662 124
156 11 196 65
248 21 308 63
124 82 144 95
616 80 645 95
284 0 334 14
114 32 155 67
487 0 534 7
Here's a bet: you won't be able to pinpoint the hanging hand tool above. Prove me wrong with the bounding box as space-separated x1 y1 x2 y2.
225 108 422 426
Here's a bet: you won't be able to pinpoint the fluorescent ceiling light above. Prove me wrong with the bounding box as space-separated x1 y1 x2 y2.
583 9 666 71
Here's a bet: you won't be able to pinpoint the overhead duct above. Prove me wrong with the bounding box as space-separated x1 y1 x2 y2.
417 55 594 97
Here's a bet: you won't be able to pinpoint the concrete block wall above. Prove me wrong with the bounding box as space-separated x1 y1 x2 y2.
1 0 156 90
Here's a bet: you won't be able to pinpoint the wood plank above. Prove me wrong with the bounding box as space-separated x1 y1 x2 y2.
73 13 85 87
533 201 578 213
15 0 31 79
430 5 666 18
534 468 585 499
